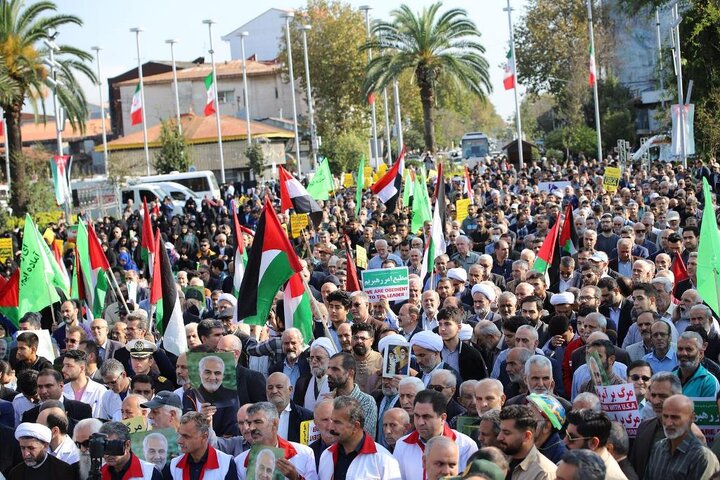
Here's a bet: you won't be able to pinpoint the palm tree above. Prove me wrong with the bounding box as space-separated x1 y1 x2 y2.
363 2 491 154
0 0 96 214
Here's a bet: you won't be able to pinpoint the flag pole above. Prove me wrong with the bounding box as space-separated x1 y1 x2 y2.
504 0 524 171
203 19 226 184
587 0 603 163
106 269 130 315
130 28 150 175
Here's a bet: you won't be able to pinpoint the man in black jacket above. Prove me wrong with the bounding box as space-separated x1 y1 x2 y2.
22 368 92 436
216 335 266 406
266 372 313 443
437 306 488 382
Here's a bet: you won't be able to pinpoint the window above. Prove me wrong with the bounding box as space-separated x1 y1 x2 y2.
218 90 234 104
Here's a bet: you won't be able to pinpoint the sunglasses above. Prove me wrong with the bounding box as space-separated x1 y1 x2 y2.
564 431 592 442
75 440 91 449
428 384 448 392
630 374 651 382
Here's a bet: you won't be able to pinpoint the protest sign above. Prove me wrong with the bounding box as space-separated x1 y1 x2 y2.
355 244 368 269
361 266 409 302
538 181 571 196
299 420 321 445
691 397 720 443
0 238 13 262
290 213 309 239
122 416 147 434
187 352 237 408
603 167 621 193
382 342 410 377
247 445 285 480
455 198 471 223
131 428 179 471
595 383 641 437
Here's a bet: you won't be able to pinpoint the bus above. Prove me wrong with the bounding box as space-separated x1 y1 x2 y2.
133 170 221 200
460 132 491 165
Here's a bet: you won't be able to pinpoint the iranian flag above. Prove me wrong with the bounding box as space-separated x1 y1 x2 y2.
370 148 405 213
75 220 111 318
283 272 313 343
204 71 216 116
589 44 597 86
503 49 516 90
130 83 143 126
420 176 447 282
559 204 578 256
0 269 20 328
232 201 248 296
533 214 561 275
278 165 323 227
141 198 156 273
50 155 71 205
236 197 303 326
150 230 187 356
464 166 473 203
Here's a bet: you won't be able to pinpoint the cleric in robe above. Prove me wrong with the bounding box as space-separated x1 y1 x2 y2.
7 423 76 480
192 355 238 408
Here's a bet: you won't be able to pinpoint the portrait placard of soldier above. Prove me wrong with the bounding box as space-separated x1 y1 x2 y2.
187 352 238 408
246 445 285 480
130 428 179 471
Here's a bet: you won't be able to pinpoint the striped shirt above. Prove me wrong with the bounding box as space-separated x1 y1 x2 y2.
645 433 718 480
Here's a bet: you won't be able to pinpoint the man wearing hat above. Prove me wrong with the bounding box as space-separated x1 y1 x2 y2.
142 391 183 431
127 339 175 392
8 422 76 480
293 337 335 411
411 330 461 389
467 283 502 327
526 393 567 464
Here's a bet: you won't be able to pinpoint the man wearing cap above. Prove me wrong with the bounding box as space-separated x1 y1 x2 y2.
451 235 480 273
411 330 461 389
143 391 183 430
526 393 567 464
447 268 470 306
8 422 77 480
294 338 334 411
127 339 176 392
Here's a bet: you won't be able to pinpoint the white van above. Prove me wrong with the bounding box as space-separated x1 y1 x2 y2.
152 182 203 211
133 171 221 200
120 184 186 215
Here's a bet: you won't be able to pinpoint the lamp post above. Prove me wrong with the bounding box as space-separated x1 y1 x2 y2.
671 2 686 168
300 25 318 168
203 19 226 184
1 108 9 188
359 5 380 167
91 46 109 173
165 39 182 134
504 0 524 170
238 31 252 148
129 27 150 175
283 12 302 177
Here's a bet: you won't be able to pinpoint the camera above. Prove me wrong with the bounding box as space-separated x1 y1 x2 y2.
88 433 126 480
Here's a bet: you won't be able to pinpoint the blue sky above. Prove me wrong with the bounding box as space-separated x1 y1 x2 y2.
54 0 529 121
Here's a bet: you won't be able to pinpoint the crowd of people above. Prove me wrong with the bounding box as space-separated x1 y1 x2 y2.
1 154 720 479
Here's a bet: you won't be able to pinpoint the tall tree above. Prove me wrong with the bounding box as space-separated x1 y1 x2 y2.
363 2 491 153
0 0 95 214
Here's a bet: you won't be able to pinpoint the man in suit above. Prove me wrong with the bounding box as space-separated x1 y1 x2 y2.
90 318 125 362
265 372 313 443
0 422 22 476
216 335 266 406
598 277 634 346
22 368 92 434
268 328 311 385
549 256 582 294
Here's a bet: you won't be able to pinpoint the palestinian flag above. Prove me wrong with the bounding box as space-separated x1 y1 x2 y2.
504 48 516 90
344 236 361 292
0 269 20 328
130 83 143 126
589 44 597 87
141 198 156 272
232 201 248 297
533 214 561 275
278 165 323 227
76 220 111 318
370 148 405 213
464 166 474 204
150 230 187 356
420 176 447 281
355 155 365 216
236 197 303 326
559 204 579 256
671 253 689 295
204 71 216 116
283 272 313 343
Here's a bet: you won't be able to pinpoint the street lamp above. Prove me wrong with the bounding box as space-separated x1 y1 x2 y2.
91 46 109 174
129 27 150 175
238 31 252 148
283 12 302 177
670 1 686 167
300 24 318 167
359 5 380 167
203 19 226 184
504 0 524 170
165 39 182 134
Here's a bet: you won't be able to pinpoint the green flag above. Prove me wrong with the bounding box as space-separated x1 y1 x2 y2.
402 169 414 207
19 215 61 316
697 178 720 316
411 171 432 233
306 157 334 201
355 155 365 215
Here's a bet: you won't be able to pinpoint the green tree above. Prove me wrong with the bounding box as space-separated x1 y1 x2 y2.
0 0 96 214
545 125 597 158
154 120 189 174
363 2 491 153
319 130 366 173
245 144 265 178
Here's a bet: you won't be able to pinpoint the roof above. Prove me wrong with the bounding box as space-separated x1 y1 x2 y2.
221 8 294 40
116 60 280 87
0 118 111 143
101 113 294 151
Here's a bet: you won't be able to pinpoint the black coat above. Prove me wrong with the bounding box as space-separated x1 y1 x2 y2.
22 396 92 429
599 300 634 346
0 423 21 476
629 417 661 478
236 363 267 407
269 351 311 379
182 389 239 437
286 400 314 443
457 342 488 382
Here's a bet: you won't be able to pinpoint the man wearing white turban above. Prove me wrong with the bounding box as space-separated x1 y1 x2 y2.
411 331 461 389
293 337 336 410
8 423 76 480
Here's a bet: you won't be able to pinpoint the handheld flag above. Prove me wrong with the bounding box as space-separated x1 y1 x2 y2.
370 148 405 213
283 273 313 344
141 198 156 272
696 178 720 315
671 253 689 296
306 157 334 201
411 170 432 234
236 198 303 326
559 205 579 256
355 156 366 215
278 166 323 227
344 236 361 293
150 231 187 356
76 220 111 318
463 166 473 203
232 201 248 296
19 215 62 316
420 175 447 281
0 269 20 328
533 214 561 275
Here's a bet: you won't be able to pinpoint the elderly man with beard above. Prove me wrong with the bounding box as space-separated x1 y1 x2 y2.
382 408 412 453
504 347 533 399
467 284 502 326
173 352 191 399
143 391 182 431
673 331 720 397
269 328 310 386
8 423 77 480
72 418 102 480
294 338 334 411
474 321 504 369
143 432 169 471
234 402 316 480
265 372 312 443
645 395 719 480
411 331 461 388
326 352 378 437
216 404 254 457
350 322 383 394
506 355 572 413
195 355 237 408
308 399 337 470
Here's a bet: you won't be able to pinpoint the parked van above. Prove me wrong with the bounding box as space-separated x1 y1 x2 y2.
133 171 220 200
120 184 185 215
152 182 203 211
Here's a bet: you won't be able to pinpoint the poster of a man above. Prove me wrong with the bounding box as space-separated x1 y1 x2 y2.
188 352 238 408
143 432 168 470
246 445 284 480
130 428 179 470
383 343 410 377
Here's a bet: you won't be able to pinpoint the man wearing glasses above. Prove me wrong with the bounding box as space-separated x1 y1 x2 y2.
643 321 677 373
99 359 131 421
564 409 627 480
71 418 103 480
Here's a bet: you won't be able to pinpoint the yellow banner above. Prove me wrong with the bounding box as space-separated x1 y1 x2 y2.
122 416 147 433
343 173 354 188
356 244 368 270
603 167 621 193
456 198 471 223
0 238 13 263
290 213 309 239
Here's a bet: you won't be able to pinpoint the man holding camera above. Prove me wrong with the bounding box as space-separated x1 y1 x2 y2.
98 421 161 480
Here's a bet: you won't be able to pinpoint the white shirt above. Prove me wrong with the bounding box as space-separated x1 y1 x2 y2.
63 378 107 417
52 434 80 465
99 388 126 421
318 435 401 480
278 403 292 440
393 424 477 480
235 438 317 480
